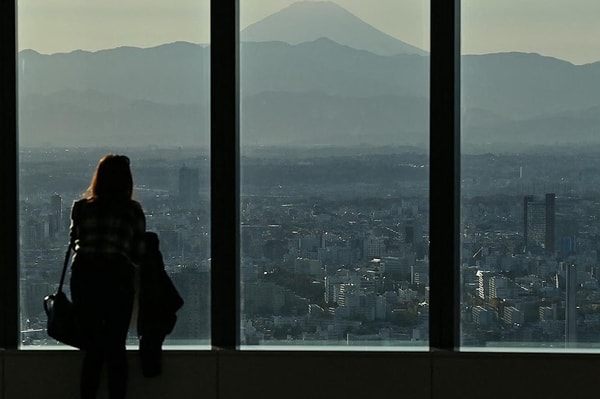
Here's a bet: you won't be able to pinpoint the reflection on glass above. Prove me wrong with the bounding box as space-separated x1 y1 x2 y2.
240 1 429 348
18 2 210 347
461 1 600 350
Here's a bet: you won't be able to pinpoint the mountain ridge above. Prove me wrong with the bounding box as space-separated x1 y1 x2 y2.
241 1 427 56
19 39 600 115
15 1 600 150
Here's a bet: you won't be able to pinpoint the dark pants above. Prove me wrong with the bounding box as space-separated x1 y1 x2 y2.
139 334 166 378
71 255 134 399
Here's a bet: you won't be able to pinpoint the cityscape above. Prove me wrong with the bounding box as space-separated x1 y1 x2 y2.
15 0 600 350
19 143 600 349
8 3 600 399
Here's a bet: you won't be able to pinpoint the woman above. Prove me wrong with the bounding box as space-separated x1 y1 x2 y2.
69 154 146 399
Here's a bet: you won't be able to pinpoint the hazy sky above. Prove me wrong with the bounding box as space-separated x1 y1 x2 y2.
18 0 600 64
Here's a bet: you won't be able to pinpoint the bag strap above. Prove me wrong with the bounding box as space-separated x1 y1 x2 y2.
58 242 73 293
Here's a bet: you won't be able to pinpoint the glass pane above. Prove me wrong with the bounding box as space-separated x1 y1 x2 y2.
240 1 430 349
461 1 600 350
18 1 210 347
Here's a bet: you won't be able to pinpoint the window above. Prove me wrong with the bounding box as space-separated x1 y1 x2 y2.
461 1 600 350
239 1 430 348
16 0 211 347
4 0 540 353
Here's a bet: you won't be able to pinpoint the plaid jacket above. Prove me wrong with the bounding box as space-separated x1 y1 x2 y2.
70 198 146 265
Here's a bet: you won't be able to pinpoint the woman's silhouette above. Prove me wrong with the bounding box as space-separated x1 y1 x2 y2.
69 154 146 399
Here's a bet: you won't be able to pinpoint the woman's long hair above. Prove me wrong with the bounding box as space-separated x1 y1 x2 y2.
83 154 133 201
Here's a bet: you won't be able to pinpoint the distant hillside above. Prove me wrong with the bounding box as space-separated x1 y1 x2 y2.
241 91 429 147
15 1 600 150
18 42 210 105
240 38 429 98
462 52 600 119
19 89 209 148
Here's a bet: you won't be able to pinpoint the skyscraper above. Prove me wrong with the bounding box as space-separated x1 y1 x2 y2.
565 263 577 346
48 194 63 239
544 193 556 253
178 165 200 209
523 193 555 253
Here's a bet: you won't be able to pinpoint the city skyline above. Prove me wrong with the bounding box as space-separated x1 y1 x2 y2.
20 144 600 348
17 0 600 65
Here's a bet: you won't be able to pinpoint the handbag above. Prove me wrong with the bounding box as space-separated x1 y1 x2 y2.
43 242 88 349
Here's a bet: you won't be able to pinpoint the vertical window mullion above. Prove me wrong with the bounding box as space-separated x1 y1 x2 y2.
210 0 240 350
1 0 19 350
429 0 461 351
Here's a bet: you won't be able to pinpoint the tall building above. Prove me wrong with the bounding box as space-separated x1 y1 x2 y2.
565 263 577 346
545 193 556 253
169 265 210 341
50 194 62 217
405 222 415 244
523 193 555 253
48 194 63 239
178 165 200 209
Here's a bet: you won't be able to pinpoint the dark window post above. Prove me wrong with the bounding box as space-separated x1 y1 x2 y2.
211 0 240 349
429 0 461 351
0 0 19 349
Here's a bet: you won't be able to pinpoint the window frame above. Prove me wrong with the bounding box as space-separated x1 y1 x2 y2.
429 0 461 351
211 0 240 349
1 0 19 349
1 0 460 351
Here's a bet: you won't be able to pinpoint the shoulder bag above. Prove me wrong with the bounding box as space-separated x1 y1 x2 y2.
43 242 88 349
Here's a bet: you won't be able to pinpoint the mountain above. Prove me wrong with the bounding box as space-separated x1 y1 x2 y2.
240 38 429 98
15 1 600 150
23 42 600 117
241 1 427 56
19 89 209 148
19 38 429 102
462 52 600 119
241 91 429 147
18 42 210 105
17 40 600 149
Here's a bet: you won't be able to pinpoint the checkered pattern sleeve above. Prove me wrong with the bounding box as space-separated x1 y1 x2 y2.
70 198 146 264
